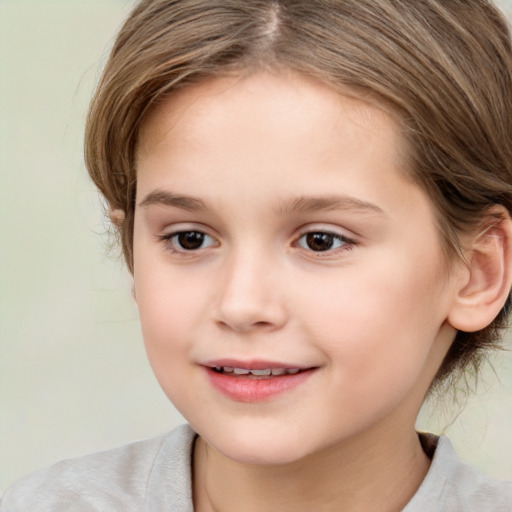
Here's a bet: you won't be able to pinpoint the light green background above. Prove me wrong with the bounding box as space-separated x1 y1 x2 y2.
1 0 512 491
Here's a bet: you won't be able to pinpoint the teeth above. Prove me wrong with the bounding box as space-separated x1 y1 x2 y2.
250 369 272 376
214 366 301 376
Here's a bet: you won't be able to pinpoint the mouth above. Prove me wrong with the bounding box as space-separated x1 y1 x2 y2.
202 360 316 402
210 366 302 378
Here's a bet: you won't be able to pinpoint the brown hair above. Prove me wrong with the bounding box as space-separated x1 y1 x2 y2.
85 0 512 387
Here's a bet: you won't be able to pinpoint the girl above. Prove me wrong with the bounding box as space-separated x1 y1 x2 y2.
3 1 512 510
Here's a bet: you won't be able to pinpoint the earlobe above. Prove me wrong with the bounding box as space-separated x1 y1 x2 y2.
109 208 126 226
448 207 512 332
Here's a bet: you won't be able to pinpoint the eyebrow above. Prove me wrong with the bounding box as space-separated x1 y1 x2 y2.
138 189 384 216
279 195 385 215
138 190 208 211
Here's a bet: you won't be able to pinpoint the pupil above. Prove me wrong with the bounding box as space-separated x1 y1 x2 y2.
306 233 334 251
178 231 204 250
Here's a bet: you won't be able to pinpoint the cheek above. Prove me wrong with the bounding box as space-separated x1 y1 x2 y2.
133 229 210 327
296 253 448 380
134 267 208 410
133 258 205 367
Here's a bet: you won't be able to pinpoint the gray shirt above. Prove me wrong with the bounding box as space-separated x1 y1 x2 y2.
1 424 510 511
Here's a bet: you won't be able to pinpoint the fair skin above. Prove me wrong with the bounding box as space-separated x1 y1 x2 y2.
131 71 504 511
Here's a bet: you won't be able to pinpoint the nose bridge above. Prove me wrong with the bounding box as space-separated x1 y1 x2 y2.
214 241 287 332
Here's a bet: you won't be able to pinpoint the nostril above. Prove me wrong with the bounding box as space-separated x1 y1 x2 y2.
216 318 275 332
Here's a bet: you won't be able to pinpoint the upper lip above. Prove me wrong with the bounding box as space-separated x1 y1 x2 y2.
201 359 313 371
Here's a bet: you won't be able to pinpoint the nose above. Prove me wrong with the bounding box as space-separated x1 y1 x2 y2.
213 249 288 333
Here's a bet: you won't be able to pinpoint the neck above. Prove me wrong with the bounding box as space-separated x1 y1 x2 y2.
193 423 431 512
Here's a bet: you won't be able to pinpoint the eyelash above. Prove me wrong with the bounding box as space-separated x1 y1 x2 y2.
158 228 356 257
158 230 217 253
295 231 355 255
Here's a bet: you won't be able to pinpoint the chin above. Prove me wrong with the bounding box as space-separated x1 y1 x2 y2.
219 438 310 466
194 419 321 466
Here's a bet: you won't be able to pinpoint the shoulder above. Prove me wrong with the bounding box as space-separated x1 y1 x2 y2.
0 424 196 512
405 433 512 512
446 447 512 511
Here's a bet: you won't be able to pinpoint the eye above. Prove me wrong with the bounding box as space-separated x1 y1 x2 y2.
163 230 217 252
297 231 351 252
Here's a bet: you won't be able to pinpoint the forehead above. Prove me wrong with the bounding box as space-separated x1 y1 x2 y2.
136 71 402 169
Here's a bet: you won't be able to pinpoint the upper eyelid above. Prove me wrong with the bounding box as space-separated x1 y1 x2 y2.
156 223 357 245
298 229 351 238
161 228 207 237
295 224 357 240
160 222 215 237
158 225 356 238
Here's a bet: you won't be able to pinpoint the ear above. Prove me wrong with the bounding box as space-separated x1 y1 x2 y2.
448 206 512 332
109 208 126 227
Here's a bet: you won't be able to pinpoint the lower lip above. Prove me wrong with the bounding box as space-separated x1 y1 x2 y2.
205 368 315 402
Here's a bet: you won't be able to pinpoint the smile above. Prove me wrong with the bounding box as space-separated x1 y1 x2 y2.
204 362 316 402
212 366 301 378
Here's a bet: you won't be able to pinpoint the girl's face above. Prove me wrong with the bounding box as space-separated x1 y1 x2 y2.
133 72 460 465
